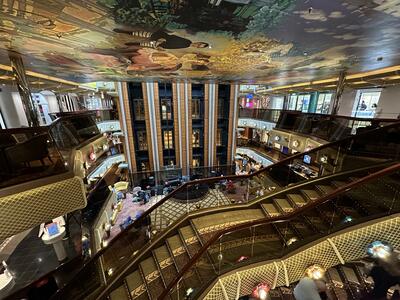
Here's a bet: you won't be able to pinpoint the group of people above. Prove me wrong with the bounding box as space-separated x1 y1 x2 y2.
235 155 263 175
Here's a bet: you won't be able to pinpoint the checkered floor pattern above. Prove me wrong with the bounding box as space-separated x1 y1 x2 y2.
150 188 232 231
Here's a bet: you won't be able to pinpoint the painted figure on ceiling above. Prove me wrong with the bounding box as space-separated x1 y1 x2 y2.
114 27 209 50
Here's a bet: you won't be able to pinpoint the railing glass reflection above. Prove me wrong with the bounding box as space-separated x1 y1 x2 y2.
54 122 400 300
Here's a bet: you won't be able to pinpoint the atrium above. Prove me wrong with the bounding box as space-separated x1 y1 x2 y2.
0 1 399 300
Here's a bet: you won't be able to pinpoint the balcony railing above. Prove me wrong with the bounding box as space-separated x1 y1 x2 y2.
275 110 399 141
239 108 281 123
49 122 400 300
0 113 101 190
161 163 400 299
238 109 399 142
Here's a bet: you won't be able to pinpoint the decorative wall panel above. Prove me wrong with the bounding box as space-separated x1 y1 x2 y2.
204 215 400 300
0 176 86 240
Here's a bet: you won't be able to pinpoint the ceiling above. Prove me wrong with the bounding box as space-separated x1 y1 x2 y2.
1 0 400 85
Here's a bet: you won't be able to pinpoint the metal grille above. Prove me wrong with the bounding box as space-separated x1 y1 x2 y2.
205 281 225 300
221 274 239 300
0 176 86 240
284 240 340 283
331 216 400 262
238 263 277 297
204 216 400 300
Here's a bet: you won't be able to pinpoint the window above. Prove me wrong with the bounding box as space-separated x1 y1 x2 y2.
164 158 175 167
192 99 201 119
161 98 172 120
137 131 147 150
297 94 311 112
133 99 145 120
192 158 200 167
163 130 173 149
216 128 222 146
316 93 332 114
86 96 101 110
217 99 224 118
192 129 201 147
352 89 382 118
139 160 149 171
288 94 311 112
288 94 297 110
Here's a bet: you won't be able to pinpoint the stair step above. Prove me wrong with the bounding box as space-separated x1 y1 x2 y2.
125 271 147 299
140 257 158 277
332 180 348 188
274 199 294 213
167 235 203 292
301 189 320 201
287 194 307 207
179 226 201 257
153 245 171 264
179 225 199 245
109 284 130 300
316 184 334 195
341 266 361 285
262 203 281 217
154 245 178 287
192 209 265 235
326 268 348 299
167 235 185 253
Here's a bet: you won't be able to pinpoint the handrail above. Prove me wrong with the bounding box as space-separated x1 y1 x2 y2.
55 121 400 288
0 111 96 133
239 108 400 122
13 121 394 300
0 113 104 299
157 162 400 300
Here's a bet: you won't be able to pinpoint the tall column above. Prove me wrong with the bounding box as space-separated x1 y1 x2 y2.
117 82 137 172
331 71 346 115
142 82 163 172
204 82 218 167
227 84 239 164
8 52 39 127
172 83 181 168
187 82 192 173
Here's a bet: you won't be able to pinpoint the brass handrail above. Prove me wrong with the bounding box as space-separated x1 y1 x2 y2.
157 162 400 300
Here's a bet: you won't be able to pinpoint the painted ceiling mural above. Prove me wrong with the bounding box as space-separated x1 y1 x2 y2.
1 0 400 84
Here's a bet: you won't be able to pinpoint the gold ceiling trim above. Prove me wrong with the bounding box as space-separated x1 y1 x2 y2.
0 64 81 87
267 65 400 92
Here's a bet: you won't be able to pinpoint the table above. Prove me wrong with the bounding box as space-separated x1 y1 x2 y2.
40 217 67 262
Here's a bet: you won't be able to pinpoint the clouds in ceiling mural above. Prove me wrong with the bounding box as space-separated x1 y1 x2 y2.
0 0 400 84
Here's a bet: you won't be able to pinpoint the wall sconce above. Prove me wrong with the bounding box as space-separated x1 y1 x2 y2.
274 136 280 141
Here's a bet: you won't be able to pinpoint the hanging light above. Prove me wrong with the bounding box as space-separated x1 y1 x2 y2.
252 282 271 300
305 264 326 280
366 241 393 259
